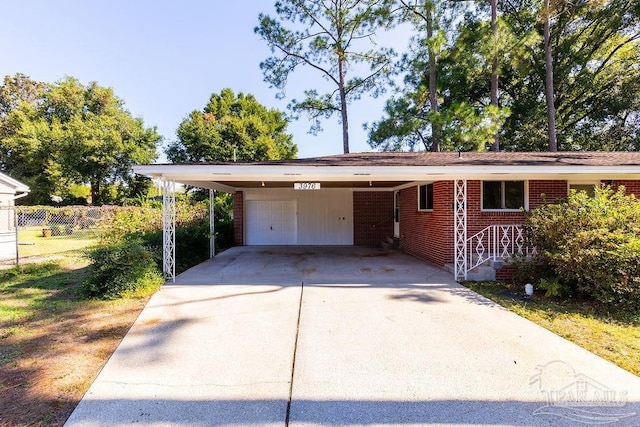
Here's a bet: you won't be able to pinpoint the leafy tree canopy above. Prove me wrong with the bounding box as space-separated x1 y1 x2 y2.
503 0 640 151
368 0 516 152
367 0 640 152
0 73 46 119
0 74 160 205
166 88 297 163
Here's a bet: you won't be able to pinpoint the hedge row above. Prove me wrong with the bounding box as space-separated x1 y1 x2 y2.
83 198 233 299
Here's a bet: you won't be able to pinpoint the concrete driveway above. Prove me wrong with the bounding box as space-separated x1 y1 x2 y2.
66 246 640 426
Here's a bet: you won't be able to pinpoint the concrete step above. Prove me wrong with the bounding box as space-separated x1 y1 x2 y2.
465 265 496 282
489 258 504 269
381 237 400 250
445 262 496 281
469 254 507 270
443 250 530 281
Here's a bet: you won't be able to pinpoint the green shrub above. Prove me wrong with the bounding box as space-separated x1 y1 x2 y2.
84 197 230 299
510 255 554 287
523 186 640 311
538 277 566 298
214 219 234 253
96 206 161 242
83 238 163 299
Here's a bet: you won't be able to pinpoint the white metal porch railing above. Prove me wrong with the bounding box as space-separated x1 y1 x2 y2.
465 225 536 276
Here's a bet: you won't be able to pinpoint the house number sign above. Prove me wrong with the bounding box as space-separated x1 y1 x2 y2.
294 182 321 190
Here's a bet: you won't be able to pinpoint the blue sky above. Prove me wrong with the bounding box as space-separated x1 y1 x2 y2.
0 1 409 160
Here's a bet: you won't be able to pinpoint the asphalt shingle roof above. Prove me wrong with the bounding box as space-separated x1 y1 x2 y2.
176 151 640 167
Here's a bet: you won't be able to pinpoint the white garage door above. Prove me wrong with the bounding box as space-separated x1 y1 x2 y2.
245 200 297 245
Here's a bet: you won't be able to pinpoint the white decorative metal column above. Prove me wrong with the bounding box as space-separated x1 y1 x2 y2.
214 190 216 258
162 179 176 282
453 179 467 281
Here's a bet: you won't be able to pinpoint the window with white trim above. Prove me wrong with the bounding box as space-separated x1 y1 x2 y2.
569 182 597 198
418 183 434 211
482 181 525 210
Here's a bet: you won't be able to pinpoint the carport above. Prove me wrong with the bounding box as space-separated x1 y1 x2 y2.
135 156 420 282
134 154 472 283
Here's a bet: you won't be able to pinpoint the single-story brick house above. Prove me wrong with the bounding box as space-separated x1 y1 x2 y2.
0 171 30 261
134 151 640 282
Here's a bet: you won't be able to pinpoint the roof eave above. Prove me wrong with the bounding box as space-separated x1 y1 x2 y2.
0 172 30 192
134 164 640 184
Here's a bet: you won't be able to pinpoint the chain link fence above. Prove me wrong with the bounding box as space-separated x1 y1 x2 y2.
0 206 117 266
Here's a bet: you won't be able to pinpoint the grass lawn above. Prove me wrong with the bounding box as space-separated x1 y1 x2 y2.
464 281 640 376
0 257 153 426
17 227 97 259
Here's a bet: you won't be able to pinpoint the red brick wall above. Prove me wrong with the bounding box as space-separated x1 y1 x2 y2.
399 181 453 267
613 180 640 196
496 266 519 282
529 180 568 208
233 191 243 246
353 191 394 247
398 180 575 268
466 180 573 237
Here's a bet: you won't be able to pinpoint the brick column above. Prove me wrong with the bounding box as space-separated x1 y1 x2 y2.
353 191 394 246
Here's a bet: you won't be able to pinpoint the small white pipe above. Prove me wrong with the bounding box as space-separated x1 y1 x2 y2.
11 192 29 201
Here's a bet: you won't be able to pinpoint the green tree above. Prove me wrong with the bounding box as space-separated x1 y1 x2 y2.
0 75 160 205
369 0 640 152
0 73 46 120
399 0 442 152
166 88 297 163
542 0 558 151
0 75 51 202
489 0 499 151
367 1 515 152
255 0 395 154
498 0 640 151
0 100 68 203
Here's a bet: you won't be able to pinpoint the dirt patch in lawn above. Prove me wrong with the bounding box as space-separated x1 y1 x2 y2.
0 260 152 426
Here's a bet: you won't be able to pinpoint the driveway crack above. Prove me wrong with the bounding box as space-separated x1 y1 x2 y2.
285 281 304 426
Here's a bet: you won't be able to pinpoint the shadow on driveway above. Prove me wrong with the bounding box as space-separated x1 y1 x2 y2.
65 397 639 426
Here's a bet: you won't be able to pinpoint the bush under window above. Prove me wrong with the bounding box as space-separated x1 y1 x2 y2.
522 186 640 312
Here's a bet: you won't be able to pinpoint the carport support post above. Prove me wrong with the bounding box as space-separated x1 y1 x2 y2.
162 179 176 282
14 208 19 266
209 189 215 258
454 179 467 281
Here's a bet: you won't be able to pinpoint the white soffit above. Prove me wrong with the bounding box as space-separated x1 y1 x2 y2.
134 164 640 183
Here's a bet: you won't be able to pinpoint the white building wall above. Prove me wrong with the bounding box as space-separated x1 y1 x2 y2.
0 231 16 261
0 188 16 261
0 183 14 205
